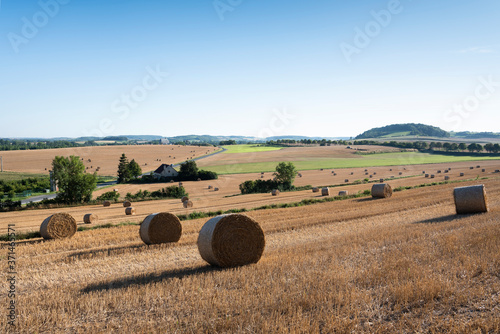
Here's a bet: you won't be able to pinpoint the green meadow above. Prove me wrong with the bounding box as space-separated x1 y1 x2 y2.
222 145 283 153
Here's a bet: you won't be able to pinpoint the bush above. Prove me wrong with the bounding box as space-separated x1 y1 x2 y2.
239 179 293 194
198 169 218 180
96 191 120 201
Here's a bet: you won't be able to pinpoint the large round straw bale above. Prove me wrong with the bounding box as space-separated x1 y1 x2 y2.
399 172 403 175
197 214 265 267
379 178 384 182
476 165 480 168
431 175 435 179
123 201 132 207
369 175 373 178
338 190 348 196
425 174 429 178
345 179 349 183
103 201 111 207
83 213 98 224
437 170 442 173
321 187 330 196
454 184 488 214
272 189 280 196
444 176 450 181
371 183 392 198
183 200 193 208
469 167 474 170
125 207 136 215
40 213 77 240
312 187 319 193
350 172 354 175
444 170 449 173
460 173 465 177
482 169 486 172
181 196 189 203
140 212 182 245
422 171 425 174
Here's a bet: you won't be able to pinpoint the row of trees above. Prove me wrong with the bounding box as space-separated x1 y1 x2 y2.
239 162 297 194
0 177 50 198
267 139 352 146
0 139 83 151
353 140 500 153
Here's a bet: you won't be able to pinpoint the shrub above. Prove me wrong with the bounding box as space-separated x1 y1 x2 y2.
96 191 120 201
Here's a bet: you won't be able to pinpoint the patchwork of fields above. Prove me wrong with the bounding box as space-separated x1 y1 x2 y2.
1 144 499 333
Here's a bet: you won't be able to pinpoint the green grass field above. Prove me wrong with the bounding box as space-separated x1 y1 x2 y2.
204 152 500 174
0 171 47 182
222 145 283 154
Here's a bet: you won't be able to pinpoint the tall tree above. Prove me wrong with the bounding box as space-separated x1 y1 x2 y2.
178 160 199 181
127 159 142 179
273 162 297 185
52 156 97 203
117 153 130 183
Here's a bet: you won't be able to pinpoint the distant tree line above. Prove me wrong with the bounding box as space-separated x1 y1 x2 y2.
266 139 351 146
240 162 297 194
353 140 500 153
0 177 50 199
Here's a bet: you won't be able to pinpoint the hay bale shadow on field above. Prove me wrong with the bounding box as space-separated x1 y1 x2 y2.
355 197 378 202
67 244 147 262
80 265 225 294
412 214 475 224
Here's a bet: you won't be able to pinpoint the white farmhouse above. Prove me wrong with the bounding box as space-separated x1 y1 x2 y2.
153 164 178 179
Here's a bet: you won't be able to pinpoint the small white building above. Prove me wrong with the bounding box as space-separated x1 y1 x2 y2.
160 138 170 145
153 164 178 179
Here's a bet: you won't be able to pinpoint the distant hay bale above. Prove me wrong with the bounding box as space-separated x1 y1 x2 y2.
333 173 337 176
214 187 219 191
261 175 264 178
476 165 481 168
123 201 132 207
454 184 488 214
389 169 392 171
298 173 302 177
83 213 98 224
183 200 193 208
181 196 189 203
331 171 335 173
431 175 435 179
345 179 349 183
470 167 474 170
338 190 348 196
444 176 450 181
350 172 354 175
437 170 442 173
197 178 201 181
373 172 377 175
365 172 369 175
496 170 500 173
482 169 486 172
40 213 77 240
140 212 182 245
371 183 392 198
379 178 384 182
460 173 465 177
321 187 330 196
448 168 452 170
425 174 429 178
422 171 425 174
261 172 264 175
399 172 403 175
312 187 319 193
125 207 136 215
208 185 213 189
113 188 118 192
444 170 449 173
272 189 280 196
170 180 174 183
369 175 373 178
197 214 265 267
103 201 111 207
179 182 183 187
320 169 324 171
364 169 368 172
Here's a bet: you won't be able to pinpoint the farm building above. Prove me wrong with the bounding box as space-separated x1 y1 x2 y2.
153 164 178 179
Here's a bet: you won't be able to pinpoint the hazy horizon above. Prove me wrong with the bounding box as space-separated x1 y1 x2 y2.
1 1 499 138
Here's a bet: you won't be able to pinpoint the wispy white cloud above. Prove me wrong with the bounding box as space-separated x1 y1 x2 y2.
457 46 495 54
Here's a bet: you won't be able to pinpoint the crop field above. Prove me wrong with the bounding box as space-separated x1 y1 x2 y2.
200 145 500 174
222 145 283 153
0 172 47 182
0 145 220 177
1 178 499 332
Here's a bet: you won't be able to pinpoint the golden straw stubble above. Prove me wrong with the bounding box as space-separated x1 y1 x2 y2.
40 213 77 240
140 212 182 245
197 214 265 268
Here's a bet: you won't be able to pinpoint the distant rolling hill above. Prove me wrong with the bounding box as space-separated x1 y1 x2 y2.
355 123 450 139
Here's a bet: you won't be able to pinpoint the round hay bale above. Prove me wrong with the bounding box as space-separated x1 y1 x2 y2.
338 190 348 196
140 212 182 245
482 169 486 172
422 171 425 174
496 170 500 173
369 175 373 178
460 173 465 177
470 167 474 170
214 187 219 191
125 207 136 215
444 170 449 173
448 168 452 170
103 201 111 207
40 213 77 240
425 174 429 178
321 187 330 196
444 176 450 181
437 170 442 173
373 172 377 175
272 189 280 196
113 188 118 192
181 196 189 203
208 185 213 189
399 172 403 175
379 178 384 182
123 201 132 207
312 187 319 193
83 213 98 224
298 173 302 177
197 214 265 267
183 200 193 208
179 182 183 187
333 173 337 176
431 175 435 179
454 184 488 214
389 169 392 171
197 178 202 181
170 180 174 183
371 183 392 198
365 172 369 175
345 179 349 183
476 165 481 168
320 168 324 171
261 172 265 175
364 169 368 172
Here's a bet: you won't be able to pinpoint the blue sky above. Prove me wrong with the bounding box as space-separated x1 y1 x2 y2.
0 0 499 138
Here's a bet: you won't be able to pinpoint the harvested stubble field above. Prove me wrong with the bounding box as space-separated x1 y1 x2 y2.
0 145 220 176
1 179 499 333
2 160 499 234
